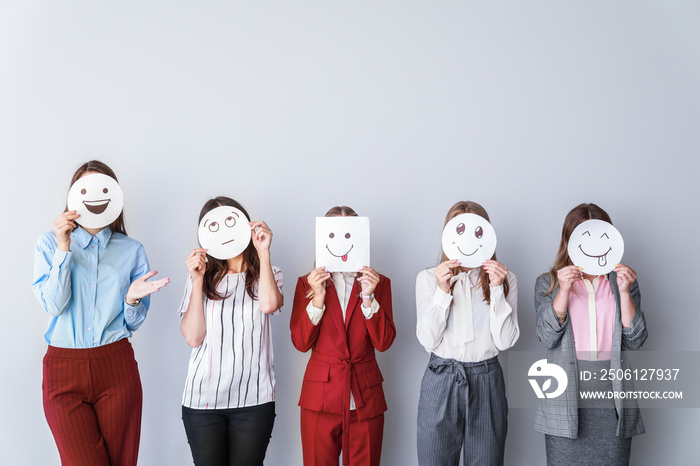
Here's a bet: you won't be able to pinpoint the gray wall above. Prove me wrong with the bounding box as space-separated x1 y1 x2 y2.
1 1 698 465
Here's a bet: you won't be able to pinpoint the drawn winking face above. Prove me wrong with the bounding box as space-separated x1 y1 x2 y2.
441 213 497 268
197 206 251 260
567 219 624 275
315 216 370 272
66 173 124 229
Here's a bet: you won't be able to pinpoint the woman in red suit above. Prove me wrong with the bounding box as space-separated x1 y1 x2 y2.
291 205 396 466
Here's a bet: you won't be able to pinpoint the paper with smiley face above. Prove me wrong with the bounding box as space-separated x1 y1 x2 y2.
66 173 124 229
315 217 370 273
198 206 252 260
567 219 624 275
441 213 497 268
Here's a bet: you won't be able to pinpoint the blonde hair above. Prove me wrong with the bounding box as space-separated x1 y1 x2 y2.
439 201 509 304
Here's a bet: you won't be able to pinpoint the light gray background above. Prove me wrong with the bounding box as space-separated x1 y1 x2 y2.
1 1 698 465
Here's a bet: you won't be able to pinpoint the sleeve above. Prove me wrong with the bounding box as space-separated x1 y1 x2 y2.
124 244 150 332
415 268 453 352
32 233 73 316
489 272 520 351
290 276 323 352
306 301 325 326
363 275 396 352
534 274 568 349
177 274 194 317
361 298 380 319
621 279 648 350
271 266 284 316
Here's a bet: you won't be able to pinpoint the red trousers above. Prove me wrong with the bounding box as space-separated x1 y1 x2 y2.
300 408 384 466
42 339 143 466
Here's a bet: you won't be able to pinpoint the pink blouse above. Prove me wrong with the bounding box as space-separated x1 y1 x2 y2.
568 276 615 361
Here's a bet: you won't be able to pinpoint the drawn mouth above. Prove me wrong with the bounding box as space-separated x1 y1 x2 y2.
83 199 110 215
222 239 235 245
326 244 353 262
578 245 612 268
456 245 479 257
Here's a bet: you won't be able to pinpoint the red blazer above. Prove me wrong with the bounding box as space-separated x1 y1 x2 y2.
290 273 396 421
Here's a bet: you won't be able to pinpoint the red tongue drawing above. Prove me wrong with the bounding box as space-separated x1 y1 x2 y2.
342 254 348 262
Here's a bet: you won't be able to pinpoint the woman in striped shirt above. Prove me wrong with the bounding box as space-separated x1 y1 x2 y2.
178 197 283 466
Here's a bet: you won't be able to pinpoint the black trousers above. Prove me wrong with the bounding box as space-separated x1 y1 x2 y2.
182 402 276 466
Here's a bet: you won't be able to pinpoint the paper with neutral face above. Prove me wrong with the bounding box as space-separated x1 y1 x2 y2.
568 219 624 275
315 217 370 272
441 213 497 267
198 206 252 260
66 173 124 229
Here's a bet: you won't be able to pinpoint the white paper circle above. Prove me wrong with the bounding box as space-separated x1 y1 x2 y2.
66 173 124 229
567 219 624 275
198 206 252 260
441 213 497 267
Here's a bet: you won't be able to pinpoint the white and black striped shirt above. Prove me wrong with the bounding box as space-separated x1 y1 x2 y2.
178 268 282 409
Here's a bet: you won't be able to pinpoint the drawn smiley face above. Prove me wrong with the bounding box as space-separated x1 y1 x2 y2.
315 216 370 272
66 173 124 229
441 213 497 267
197 206 251 260
567 219 624 275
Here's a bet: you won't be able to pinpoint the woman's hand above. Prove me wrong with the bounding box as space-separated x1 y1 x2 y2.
250 221 272 255
52 210 80 251
185 248 207 283
126 270 170 304
557 265 582 293
615 264 637 294
308 266 330 308
483 259 508 287
434 259 460 293
358 266 380 296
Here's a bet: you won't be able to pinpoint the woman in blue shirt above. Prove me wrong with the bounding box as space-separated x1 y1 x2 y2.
33 160 169 466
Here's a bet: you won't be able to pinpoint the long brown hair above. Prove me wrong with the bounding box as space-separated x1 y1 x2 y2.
439 201 509 304
199 197 260 301
543 203 613 295
305 205 359 299
67 160 127 235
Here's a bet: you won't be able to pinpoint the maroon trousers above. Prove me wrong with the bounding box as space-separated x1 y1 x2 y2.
42 339 143 466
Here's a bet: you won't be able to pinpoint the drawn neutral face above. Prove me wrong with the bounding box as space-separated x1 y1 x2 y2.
66 173 124 229
567 219 624 275
441 213 497 268
315 216 370 272
197 206 251 260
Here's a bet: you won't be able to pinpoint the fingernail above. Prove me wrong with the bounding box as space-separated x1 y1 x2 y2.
578 267 583 270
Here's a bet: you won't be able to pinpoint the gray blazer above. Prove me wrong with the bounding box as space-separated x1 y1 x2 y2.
534 272 648 438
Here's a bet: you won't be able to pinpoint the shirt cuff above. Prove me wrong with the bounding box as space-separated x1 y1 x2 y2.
489 284 504 301
306 301 325 326
51 249 72 268
361 298 380 319
432 287 453 310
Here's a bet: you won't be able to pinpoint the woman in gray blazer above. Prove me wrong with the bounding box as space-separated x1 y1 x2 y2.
534 203 647 466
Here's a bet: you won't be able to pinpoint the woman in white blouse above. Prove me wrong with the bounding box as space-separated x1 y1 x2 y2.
178 197 283 466
415 201 519 466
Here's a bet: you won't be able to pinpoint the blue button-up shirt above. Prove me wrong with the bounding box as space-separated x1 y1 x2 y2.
32 226 151 348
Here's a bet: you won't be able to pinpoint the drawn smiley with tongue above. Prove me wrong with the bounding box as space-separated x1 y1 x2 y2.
315 216 370 272
567 219 624 275
66 173 124 229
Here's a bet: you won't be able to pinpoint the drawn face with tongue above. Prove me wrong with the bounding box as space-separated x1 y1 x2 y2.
315 216 370 272
567 219 624 275
66 173 124 229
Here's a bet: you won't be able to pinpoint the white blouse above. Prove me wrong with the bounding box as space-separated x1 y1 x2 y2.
415 267 519 363
178 267 282 409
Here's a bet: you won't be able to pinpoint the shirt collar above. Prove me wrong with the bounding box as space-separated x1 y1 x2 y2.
72 226 113 249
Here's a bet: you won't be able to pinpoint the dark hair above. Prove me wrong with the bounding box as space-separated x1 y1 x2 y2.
67 160 127 235
199 197 259 301
543 203 613 294
439 201 509 304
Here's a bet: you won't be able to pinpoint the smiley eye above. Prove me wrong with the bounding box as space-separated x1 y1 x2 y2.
103 188 108 194
345 232 351 239
329 232 335 239
582 231 591 236
601 233 609 239
225 216 236 228
208 222 219 232
456 223 465 235
80 188 86 195
475 226 483 239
